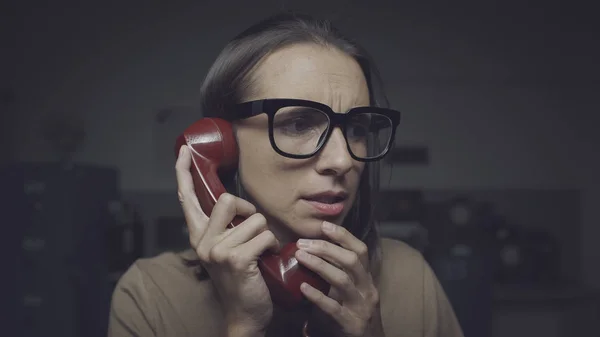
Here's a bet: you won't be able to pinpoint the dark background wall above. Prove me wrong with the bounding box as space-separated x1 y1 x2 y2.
2 1 599 336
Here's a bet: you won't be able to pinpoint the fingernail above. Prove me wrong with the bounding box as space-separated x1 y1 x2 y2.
297 239 311 248
296 250 308 258
179 146 186 156
322 221 335 232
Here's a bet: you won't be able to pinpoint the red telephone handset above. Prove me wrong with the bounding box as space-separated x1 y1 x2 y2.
175 118 330 310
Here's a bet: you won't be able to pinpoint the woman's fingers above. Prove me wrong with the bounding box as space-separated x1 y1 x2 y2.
175 145 256 250
300 282 345 320
240 229 281 260
296 239 371 289
210 229 280 268
320 222 370 270
205 193 257 240
175 145 209 245
213 213 275 250
295 250 361 301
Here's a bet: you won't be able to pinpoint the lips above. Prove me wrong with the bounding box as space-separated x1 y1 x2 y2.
303 190 348 202
302 191 348 217
304 195 346 204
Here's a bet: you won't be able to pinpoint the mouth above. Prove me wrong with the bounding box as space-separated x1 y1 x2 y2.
302 191 349 217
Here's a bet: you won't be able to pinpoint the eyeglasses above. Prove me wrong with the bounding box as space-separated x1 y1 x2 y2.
237 98 400 162
234 99 401 162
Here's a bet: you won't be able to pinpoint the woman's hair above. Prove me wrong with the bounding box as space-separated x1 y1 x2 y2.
190 12 391 279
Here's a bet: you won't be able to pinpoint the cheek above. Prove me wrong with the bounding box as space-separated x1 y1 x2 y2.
351 164 365 193
236 130 293 202
237 130 271 178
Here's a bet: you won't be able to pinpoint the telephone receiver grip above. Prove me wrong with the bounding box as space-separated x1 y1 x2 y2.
176 118 330 310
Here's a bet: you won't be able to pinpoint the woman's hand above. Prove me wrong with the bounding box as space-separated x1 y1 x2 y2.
295 222 382 337
176 145 278 337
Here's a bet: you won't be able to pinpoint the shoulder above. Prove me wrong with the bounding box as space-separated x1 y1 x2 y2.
377 238 464 337
379 237 423 267
109 250 224 337
130 249 202 289
377 237 429 304
115 249 209 304
377 237 427 289
121 248 220 308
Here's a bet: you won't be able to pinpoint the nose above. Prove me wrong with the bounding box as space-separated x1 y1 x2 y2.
315 128 353 176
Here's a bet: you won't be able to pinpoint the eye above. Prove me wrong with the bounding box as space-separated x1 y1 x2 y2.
347 116 370 138
273 107 328 136
287 117 312 132
276 116 321 136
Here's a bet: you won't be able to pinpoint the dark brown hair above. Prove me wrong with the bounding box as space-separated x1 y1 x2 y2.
191 12 391 278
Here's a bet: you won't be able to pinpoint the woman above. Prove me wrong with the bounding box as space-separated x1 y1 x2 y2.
108 12 464 337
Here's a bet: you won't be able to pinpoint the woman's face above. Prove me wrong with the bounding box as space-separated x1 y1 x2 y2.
235 43 370 243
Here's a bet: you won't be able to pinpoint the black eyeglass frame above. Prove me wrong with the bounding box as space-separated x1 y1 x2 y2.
233 98 402 162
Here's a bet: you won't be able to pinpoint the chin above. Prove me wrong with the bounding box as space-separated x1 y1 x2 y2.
292 221 325 239
291 215 348 239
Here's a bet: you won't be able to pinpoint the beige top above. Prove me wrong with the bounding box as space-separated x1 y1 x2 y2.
108 238 464 337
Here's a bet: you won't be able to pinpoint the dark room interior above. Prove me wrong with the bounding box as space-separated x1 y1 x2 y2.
2 1 599 336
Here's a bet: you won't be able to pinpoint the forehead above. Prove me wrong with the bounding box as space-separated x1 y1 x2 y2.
247 43 370 111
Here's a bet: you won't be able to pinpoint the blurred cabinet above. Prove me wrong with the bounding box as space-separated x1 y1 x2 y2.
2 162 119 337
106 200 145 289
492 286 600 337
379 188 596 337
